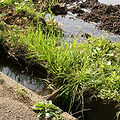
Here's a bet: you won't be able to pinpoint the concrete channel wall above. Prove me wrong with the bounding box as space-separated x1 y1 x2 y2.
0 72 77 120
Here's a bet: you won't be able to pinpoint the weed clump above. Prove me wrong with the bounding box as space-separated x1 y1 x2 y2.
16 89 28 98
8 23 120 110
33 100 65 120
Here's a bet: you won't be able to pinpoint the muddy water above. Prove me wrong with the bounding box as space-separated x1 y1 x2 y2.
46 11 120 42
0 59 50 96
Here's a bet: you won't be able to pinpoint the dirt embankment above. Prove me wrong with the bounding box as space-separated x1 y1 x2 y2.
69 0 120 35
0 5 46 27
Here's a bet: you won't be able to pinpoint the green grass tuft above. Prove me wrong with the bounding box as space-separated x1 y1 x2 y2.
8 23 120 108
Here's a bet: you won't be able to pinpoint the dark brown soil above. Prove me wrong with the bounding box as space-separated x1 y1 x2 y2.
84 98 120 120
69 0 120 35
60 0 79 4
83 89 120 120
0 5 30 27
51 4 67 15
0 5 46 28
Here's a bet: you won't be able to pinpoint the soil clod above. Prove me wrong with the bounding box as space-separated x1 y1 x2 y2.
68 0 120 35
51 4 67 15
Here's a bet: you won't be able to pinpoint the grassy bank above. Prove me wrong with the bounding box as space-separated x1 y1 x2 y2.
6 23 120 106
0 0 120 119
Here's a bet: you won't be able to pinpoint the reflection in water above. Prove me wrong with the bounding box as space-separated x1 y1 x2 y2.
0 59 49 96
98 0 120 5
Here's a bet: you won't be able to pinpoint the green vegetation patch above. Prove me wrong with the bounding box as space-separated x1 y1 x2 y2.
0 0 19 6
33 100 65 120
16 89 28 98
7 23 120 108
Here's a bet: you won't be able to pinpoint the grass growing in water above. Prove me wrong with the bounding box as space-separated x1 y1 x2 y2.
7 23 120 110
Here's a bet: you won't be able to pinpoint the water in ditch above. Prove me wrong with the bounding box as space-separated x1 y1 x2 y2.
0 58 51 96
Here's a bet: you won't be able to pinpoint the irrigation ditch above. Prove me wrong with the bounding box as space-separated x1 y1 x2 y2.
0 0 120 120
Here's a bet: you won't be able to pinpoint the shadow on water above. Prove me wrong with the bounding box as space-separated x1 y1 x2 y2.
0 58 51 96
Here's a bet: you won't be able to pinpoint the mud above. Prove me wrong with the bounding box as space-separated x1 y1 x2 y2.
84 98 119 120
51 4 67 15
0 5 46 28
68 0 120 35
60 0 80 4
82 89 120 120
0 5 29 27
